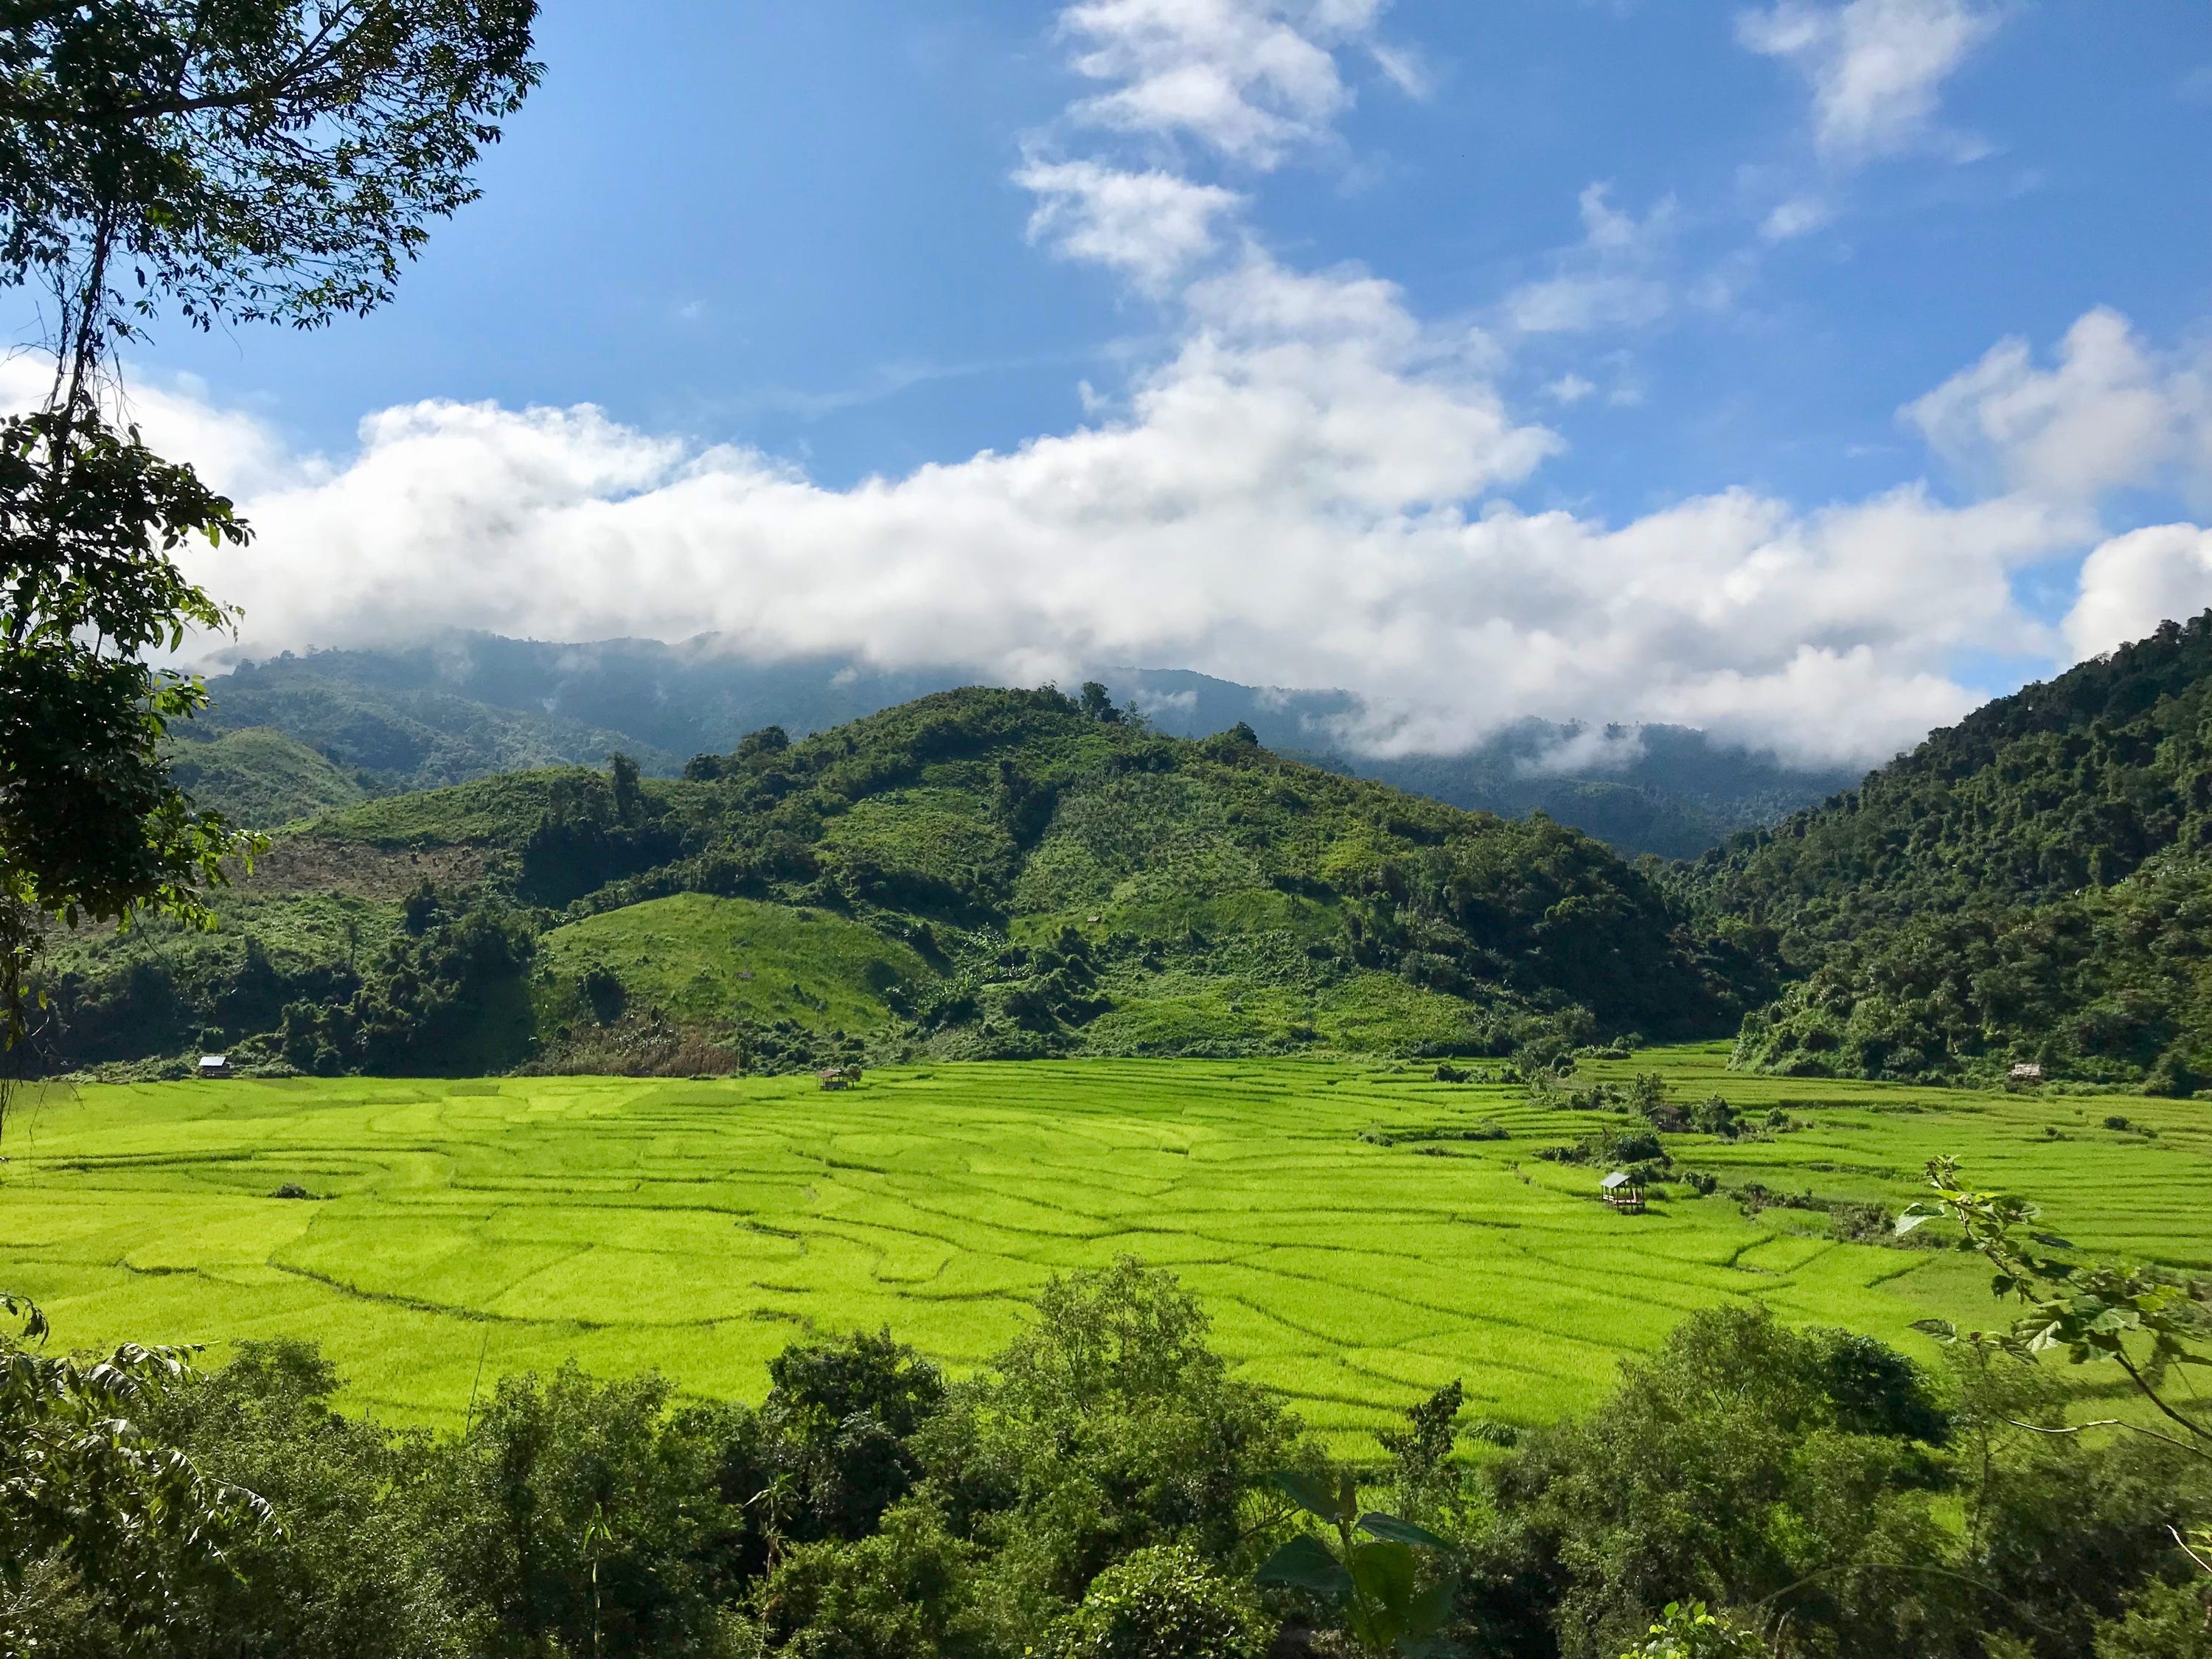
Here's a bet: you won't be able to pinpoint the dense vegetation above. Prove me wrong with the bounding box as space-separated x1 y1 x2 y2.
1690 611 2212 1088
7 1255 2208 1658
29 686 1769 1077
170 640 1851 855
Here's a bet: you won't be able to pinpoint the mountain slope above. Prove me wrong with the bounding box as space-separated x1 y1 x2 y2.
163 728 372 826
1692 611 2212 1088
185 638 1852 858
34 686 1767 1077
194 657 683 790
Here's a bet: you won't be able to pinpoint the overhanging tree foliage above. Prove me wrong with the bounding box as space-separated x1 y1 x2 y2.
0 0 540 1076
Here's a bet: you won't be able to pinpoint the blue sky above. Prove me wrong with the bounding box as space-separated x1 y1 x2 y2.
43 1 2212 762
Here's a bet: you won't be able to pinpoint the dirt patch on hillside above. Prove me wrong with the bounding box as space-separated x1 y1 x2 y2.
237 837 491 900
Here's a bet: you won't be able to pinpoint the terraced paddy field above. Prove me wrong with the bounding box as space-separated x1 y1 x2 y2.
1 1045 2205 1453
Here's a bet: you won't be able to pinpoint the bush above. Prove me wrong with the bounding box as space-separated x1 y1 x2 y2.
755 1495 987 1659
1485 1306 1951 1658
1046 1543 1270 1659
2094 1577 2212 1658
916 1257 1302 1605
1829 1202 1894 1243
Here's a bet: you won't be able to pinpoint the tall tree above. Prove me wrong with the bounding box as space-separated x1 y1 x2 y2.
0 0 540 1082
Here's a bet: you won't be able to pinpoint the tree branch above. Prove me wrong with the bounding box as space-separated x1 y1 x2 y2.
2115 1351 2212 1445
2003 1416 2212 1466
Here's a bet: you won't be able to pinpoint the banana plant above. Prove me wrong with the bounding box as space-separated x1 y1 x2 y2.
1256 1470 1456 1657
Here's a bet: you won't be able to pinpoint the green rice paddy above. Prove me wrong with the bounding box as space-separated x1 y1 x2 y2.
2 1046 2205 1452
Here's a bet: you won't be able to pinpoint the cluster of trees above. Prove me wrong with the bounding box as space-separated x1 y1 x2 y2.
521 757 687 908
1693 612 2212 1086
272 889 538 1076
7 1234 2209 1658
1731 856 2212 1088
639 688 1761 1046
0 0 540 1100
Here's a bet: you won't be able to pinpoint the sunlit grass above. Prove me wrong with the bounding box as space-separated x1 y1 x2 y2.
1 1046 2203 1453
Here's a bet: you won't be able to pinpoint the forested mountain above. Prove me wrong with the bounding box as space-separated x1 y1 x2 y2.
1338 720 1856 862
1691 611 2212 1090
34 686 1767 1078
175 638 1851 856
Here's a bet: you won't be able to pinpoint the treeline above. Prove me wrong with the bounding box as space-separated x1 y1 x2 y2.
1690 610 2212 1087
7 1260 2208 1658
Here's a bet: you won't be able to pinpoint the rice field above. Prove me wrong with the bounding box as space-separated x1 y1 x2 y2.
1 1045 2205 1452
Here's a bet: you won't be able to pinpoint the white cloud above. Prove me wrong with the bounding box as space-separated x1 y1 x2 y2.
1902 307 2205 506
1739 0 2000 161
1760 195 1834 240
1057 0 1393 167
93 264 2107 771
2064 524 2212 660
1517 725 1646 777
1500 184 1676 336
39 0 2176 778
1016 159 1245 291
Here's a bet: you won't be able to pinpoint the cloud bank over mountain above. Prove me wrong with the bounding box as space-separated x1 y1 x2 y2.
42 0 2212 768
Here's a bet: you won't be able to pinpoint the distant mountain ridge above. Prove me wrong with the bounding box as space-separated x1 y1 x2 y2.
178 636 1855 858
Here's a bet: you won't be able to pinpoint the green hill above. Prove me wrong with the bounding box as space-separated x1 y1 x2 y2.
163 727 372 827
1691 610 2212 1089
31 686 1765 1077
181 638 1851 858
537 893 929 1034
195 653 681 790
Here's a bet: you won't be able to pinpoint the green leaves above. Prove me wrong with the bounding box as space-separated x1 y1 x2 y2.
0 404 264 1052
1257 1532 1353 1600
0 0 541 339
0 1299 274 1627
1621 1600 1768 1659
1259 1469 1458 1656
1272 1469 1358 1527
1907 1155 2212 1453
1356 1512 1455 1551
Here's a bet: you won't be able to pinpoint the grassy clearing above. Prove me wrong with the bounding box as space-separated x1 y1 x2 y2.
536 894 930 1033
166 727 372 827
1 1046 2202 1453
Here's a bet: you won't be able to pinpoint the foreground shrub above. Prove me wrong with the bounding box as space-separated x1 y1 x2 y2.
1484 1306 1955 1658
919 1256 1307 1620
1046 1543 1270 1659
754 1495 990 1659
2094 1577 2212 1658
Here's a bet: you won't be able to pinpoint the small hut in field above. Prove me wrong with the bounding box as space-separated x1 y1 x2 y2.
1601 1169 1646 1214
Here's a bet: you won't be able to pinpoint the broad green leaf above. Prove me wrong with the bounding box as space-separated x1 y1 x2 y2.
1258 1534 1352 1601
1271 1470 1351 1523
1908 1318 1957 1342
1404 1575 1456 1638
1351 1538 1419 1612
1360 1512 1455 1551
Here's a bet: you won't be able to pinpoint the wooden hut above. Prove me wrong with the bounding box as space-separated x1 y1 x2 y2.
818 1069 850 1091
198 1054 232 1079
1601 1169 1646 1214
